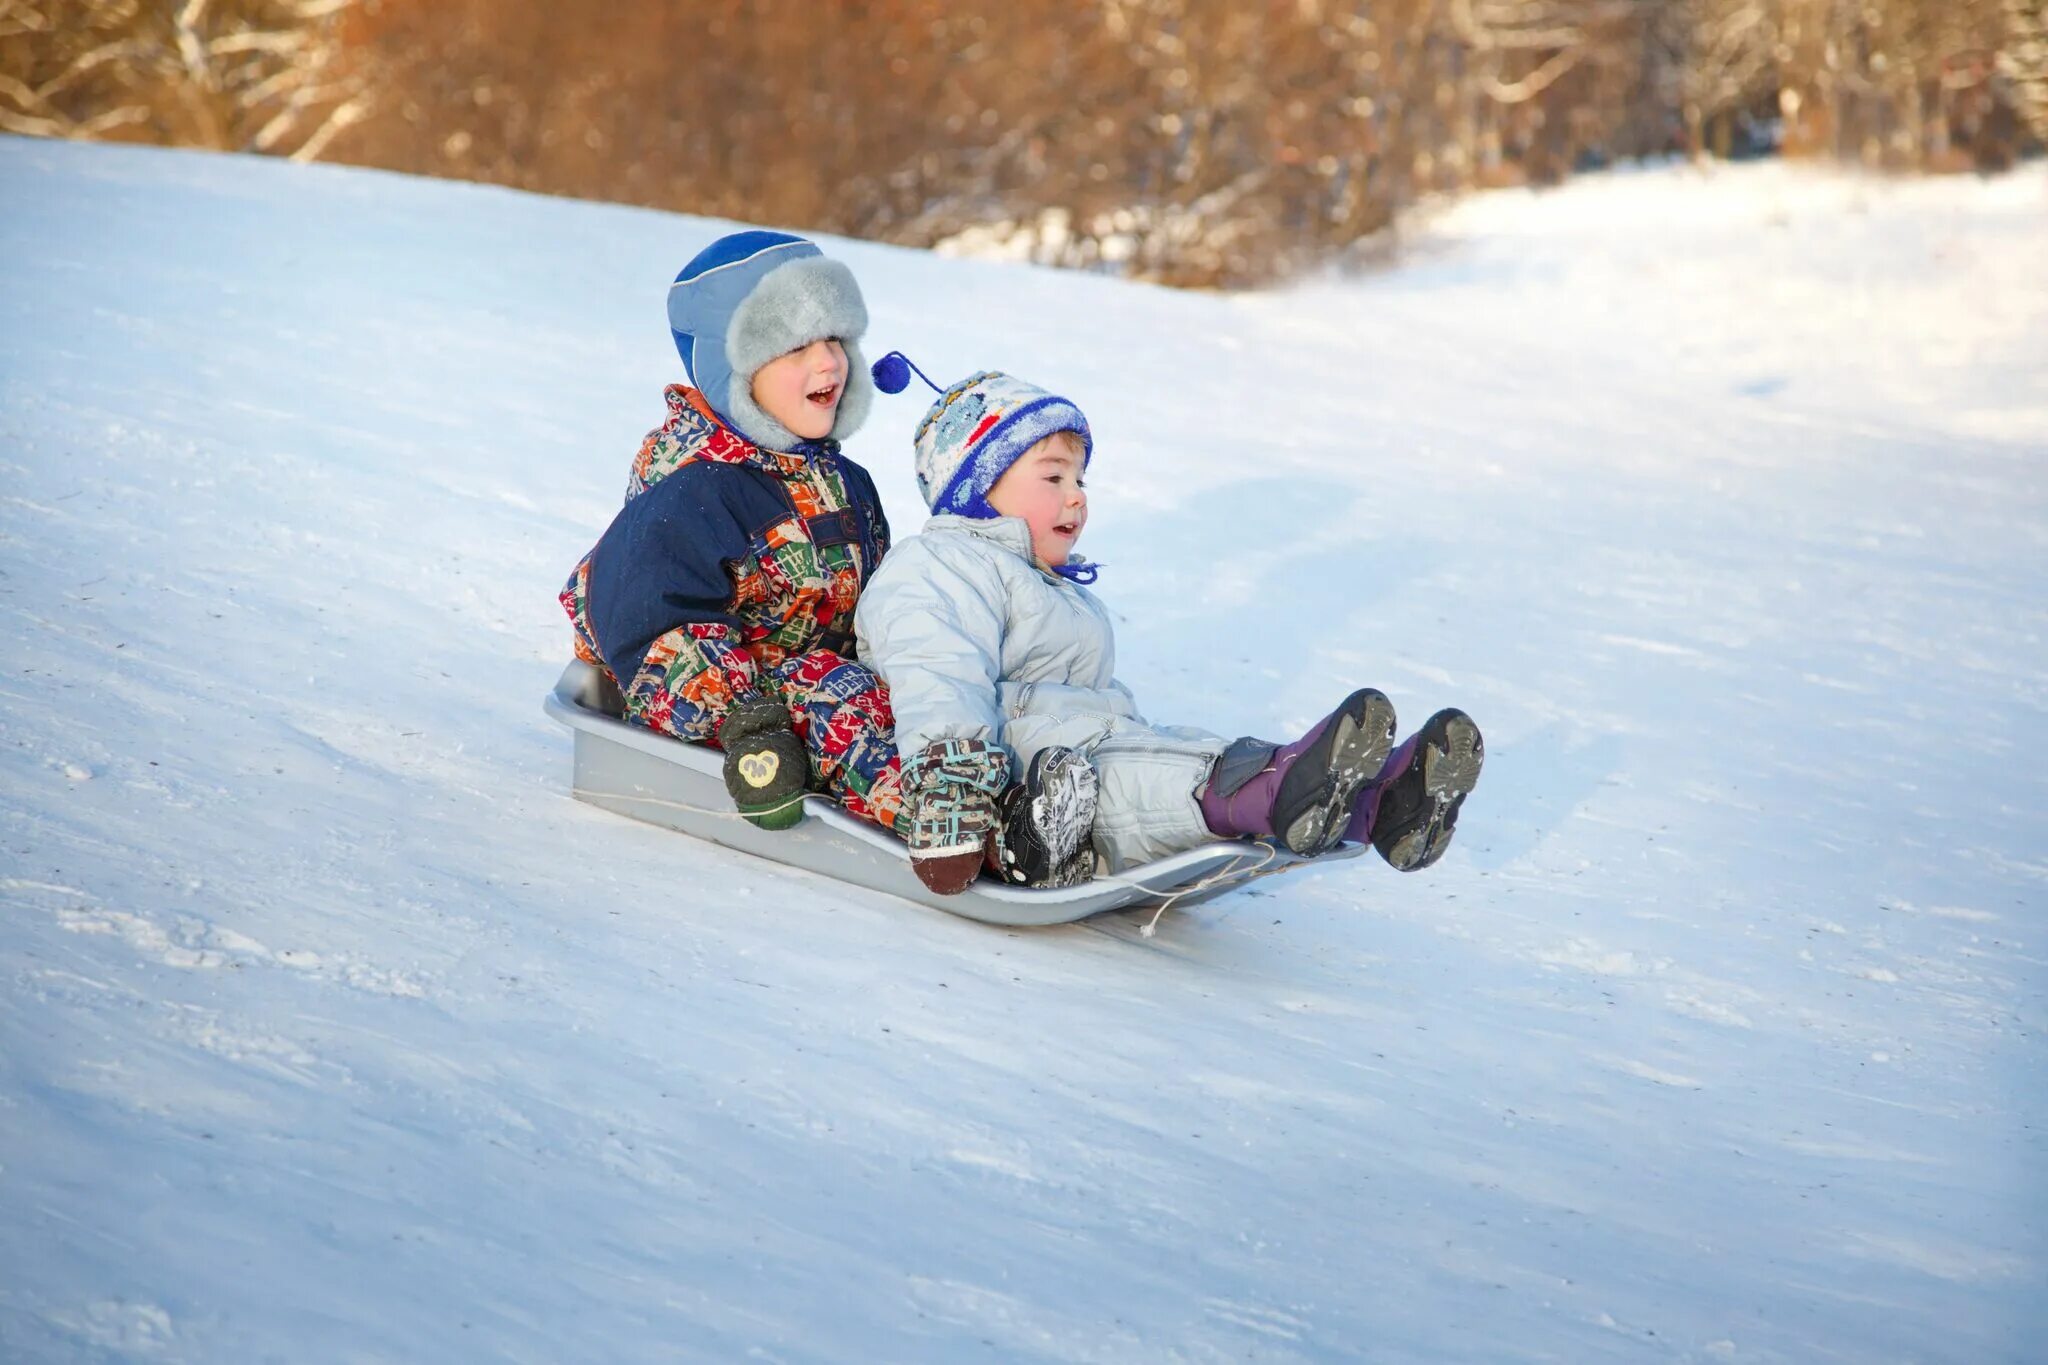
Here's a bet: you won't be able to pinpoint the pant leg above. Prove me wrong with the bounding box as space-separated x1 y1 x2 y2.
767 650 911 838
1085 722 1227 874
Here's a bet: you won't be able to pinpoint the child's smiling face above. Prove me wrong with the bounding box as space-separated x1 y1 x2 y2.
750 338 848 441
987 431 1089 568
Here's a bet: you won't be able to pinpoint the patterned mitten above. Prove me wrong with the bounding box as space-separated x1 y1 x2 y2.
718 698 808 831
901 738 1010 895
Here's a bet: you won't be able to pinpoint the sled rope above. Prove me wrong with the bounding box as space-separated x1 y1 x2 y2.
1105 841 1282 938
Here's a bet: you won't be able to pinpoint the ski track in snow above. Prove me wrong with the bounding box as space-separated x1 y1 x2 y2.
1 138 2044 1362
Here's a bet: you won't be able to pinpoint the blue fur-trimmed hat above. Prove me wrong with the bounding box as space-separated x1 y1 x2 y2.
666 230 873 452
872 356 1092 517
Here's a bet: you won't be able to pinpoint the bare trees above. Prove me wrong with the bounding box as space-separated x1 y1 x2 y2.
0 0 368 159
1658 0 1782 157
1449 0 1635 108
7 1 2039 287
1772 0 2019 167
2008 0 2048 140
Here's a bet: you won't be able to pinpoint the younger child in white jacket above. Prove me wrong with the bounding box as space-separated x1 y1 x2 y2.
855 357 1484 895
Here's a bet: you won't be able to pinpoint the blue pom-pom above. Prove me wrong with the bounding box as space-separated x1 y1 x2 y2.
872 351 911 395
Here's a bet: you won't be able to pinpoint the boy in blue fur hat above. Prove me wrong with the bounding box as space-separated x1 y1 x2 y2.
560 231 911 835
856 359 1486 895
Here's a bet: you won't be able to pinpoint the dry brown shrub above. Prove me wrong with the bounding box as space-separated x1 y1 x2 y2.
7 0 2038 286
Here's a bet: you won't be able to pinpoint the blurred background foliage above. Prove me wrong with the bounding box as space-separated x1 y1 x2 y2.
6 0 2043 286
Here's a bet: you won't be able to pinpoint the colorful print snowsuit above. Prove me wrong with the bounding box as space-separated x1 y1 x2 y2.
561 385 909 835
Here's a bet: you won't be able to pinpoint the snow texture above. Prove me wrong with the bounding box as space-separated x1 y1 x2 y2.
2 136 2044 1362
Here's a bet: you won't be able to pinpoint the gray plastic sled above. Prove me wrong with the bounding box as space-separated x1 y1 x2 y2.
544 661 1358 926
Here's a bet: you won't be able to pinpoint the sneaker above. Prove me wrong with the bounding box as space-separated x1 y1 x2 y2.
991 748 1098 888
1370 709 1484 872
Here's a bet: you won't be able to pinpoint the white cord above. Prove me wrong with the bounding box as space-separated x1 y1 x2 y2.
1098 841 1282 938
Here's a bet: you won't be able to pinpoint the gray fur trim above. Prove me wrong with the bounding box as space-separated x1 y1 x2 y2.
724 255 867 389
721 256 872 451
725 375 799 453
724 337 874 453
830 337 873 443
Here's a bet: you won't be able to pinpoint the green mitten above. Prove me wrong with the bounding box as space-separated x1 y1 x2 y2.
718 699 807 830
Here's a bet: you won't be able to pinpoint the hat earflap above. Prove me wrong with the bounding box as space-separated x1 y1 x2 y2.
722 254 873 450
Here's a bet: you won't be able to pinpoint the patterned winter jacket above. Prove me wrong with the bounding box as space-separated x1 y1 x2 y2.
561 384 890 740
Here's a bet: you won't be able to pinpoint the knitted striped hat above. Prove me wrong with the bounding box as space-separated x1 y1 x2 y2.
873 354 1093 516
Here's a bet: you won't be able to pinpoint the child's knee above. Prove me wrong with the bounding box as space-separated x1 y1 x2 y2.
772 653 896 767
780 652 892 720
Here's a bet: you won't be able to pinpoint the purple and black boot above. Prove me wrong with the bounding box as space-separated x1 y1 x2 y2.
1345 708 1484 871
1199 689 1399 857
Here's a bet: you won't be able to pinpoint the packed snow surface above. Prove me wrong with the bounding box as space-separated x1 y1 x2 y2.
2 137 2043 1362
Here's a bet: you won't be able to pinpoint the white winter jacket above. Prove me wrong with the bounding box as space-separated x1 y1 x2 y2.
855 515 1224 870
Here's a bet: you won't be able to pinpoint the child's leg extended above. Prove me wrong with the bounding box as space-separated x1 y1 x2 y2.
1197 690 1397 858
766 650 911 837
1084 727 1228 874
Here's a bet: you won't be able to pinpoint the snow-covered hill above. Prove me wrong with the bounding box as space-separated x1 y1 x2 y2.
2 136 2043 1362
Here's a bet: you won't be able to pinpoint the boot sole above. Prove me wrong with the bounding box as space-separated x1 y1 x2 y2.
998 749 1099 886
1032 751 1098 873
1378 711 1483 873
1275 689 1398 857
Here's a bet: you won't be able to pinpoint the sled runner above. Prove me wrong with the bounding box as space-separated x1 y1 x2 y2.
544 661 1360 927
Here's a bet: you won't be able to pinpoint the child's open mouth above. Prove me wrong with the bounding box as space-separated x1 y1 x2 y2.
1053 522 1078 537
806 383 840 408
